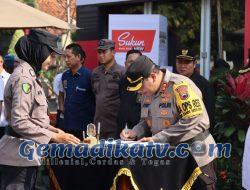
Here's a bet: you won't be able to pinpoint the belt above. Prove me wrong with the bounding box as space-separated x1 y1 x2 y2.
171 130 210 147
186 130 210 144
5 126 21 138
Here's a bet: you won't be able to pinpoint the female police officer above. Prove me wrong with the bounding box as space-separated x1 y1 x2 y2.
0 29 80 189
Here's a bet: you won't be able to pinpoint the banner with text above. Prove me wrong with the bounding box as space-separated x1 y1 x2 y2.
109 14 168 66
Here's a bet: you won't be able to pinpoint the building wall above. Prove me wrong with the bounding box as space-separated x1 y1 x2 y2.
36 0 76 22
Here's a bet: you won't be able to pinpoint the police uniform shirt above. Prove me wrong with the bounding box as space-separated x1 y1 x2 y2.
91 61 125 138
0 62 55 166
133 69 217 167
62 66 95 131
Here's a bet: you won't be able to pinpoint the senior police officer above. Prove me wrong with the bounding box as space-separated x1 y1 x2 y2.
121 55 217 190
0 29 80 189
92 39 125 139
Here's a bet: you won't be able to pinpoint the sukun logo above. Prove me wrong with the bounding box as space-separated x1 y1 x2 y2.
118 32 145 47
112 30 156 52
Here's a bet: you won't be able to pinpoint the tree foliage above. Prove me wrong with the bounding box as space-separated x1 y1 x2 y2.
151 0 244 66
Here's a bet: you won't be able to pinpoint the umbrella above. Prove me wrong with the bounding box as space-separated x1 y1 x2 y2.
0 0 76 30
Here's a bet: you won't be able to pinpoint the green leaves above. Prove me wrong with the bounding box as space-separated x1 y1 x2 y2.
222 109 230 115
224 126 236 138
237 114 246 120
237 130 245 143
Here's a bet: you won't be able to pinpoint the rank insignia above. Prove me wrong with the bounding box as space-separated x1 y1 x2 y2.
136 93 142 103
22 83 31 94
166 93 173 98
160 109 168 116
161 97 168 103
29 69 36 77
163 120 171 128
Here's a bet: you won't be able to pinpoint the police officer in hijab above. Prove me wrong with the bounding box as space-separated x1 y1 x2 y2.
0 29 80 189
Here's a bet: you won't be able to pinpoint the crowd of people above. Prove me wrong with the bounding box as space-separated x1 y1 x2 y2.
0 28 249 190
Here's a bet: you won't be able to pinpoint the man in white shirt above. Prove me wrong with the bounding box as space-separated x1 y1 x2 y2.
0 77 4 114
53 72 63 96
0 77 4 138
0 54 11 138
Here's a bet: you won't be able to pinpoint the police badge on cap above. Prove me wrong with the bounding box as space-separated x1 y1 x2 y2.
176 48 196 61
97 39 115 50
126 55 158 92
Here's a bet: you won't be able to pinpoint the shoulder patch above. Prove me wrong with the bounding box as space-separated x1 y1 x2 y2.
173 81 203 119
22 83 32 94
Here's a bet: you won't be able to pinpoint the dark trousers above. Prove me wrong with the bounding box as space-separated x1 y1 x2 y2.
0 128 5 139
100 131 118 140
0 165 37 190
193 161 217 190
52 129 84 190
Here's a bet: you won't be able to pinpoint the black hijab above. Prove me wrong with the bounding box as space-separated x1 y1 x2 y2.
14 35 53 72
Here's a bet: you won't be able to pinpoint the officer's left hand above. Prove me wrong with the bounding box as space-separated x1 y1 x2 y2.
138 137 154 142
56 128 65 134
48 125 65 134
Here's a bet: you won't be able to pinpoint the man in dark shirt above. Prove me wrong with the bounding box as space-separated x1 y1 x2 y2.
175 48 215 129
117 49 142 134
59 43 95 139
91 39 125 139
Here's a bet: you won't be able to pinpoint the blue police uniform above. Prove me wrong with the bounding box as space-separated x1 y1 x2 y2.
62 67 95 133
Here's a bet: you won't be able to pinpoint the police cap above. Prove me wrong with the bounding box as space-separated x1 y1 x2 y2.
126 55 157 91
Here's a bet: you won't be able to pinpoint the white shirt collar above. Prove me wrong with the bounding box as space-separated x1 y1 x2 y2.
164 69 172 83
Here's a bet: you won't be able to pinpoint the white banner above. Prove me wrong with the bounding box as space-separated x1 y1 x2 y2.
108 14 168 67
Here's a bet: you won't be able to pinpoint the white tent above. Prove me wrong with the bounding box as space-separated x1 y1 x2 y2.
0 0 75 30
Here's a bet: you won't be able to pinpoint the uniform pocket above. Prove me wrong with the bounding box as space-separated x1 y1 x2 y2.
31 96 47 118
34 95 47 106
151 108 172 133
92 80 100 93
107 83 119 90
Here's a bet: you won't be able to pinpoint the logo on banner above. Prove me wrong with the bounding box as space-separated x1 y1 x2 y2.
112 30 156 52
